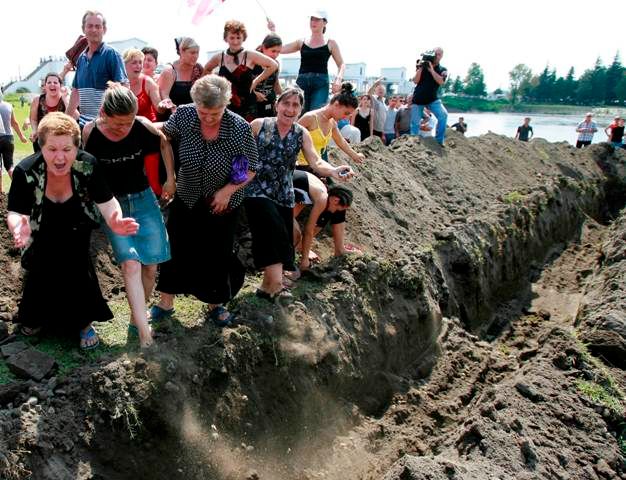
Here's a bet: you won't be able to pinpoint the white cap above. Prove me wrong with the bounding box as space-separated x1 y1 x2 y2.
310 9 328 21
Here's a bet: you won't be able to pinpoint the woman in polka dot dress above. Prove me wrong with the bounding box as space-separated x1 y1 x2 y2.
151 75 259 327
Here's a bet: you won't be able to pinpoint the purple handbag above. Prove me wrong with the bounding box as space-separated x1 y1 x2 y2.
230 154 248 184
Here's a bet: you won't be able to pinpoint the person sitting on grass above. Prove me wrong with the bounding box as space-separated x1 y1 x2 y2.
292 170 360 274
7 112 139 350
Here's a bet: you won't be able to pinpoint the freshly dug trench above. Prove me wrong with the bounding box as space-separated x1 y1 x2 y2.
0 135 624 480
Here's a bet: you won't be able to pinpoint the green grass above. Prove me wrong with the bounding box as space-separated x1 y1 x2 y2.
3 94 33 163
0 295 208 385
576 379 624 416
503 191 524 204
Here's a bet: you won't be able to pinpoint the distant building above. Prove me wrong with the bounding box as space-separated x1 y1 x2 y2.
108 38 148 54
3 38 147 94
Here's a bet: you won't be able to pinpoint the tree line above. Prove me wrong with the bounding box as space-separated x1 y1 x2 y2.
442 53 626 105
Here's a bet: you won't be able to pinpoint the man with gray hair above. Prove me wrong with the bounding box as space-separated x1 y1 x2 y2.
66 11 128 127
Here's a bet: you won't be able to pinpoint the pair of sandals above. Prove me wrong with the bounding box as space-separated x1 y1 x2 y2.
136 304 236 329
20 325 100 351
127 304 176 337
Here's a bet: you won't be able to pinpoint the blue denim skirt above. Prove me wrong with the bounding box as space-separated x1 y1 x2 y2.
104 188 170 265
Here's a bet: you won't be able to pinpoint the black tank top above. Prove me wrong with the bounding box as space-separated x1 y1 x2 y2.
169 62 203 107
354 111 371 140
299 42 331 75
36 94 65 122
610 126 624 142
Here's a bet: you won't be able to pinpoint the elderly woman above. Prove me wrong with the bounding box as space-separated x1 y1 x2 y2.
7 112 139 349
151 74 258 326
203 20 278 121
29 73 70 152
158 37 203 115
123 48 164 194
83 86 175 348
245 87 353 302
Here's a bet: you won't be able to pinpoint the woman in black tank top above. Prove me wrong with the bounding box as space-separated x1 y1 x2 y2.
157 37 203 118
271 10 345 113
203 20 278 121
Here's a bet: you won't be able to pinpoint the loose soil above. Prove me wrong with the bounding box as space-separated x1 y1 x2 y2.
0 133 625 479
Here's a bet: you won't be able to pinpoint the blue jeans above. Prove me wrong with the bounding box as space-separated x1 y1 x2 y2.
104 188 170 265
384 133 396 145
410 100 448 144
296 73 329 113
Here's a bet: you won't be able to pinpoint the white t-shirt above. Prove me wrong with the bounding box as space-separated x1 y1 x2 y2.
419 115 436 137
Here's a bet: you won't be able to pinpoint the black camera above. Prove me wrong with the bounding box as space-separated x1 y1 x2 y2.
417 50 437 69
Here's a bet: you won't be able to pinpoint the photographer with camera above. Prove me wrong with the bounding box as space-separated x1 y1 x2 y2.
410 47 448 146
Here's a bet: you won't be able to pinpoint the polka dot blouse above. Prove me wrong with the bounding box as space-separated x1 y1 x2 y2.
163 105 259 209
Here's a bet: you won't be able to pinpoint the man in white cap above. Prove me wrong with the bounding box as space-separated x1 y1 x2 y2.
575 112 597 148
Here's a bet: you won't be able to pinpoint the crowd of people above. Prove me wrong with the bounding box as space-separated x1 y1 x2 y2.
5 9 622 351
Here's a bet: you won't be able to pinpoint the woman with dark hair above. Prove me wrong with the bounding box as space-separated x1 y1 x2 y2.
83 86 175 348
141 46 160 81
203 20 278 121
158 37 203 115
29 73 70 152
7 112 139 349
296 82 365 171
151 75 258 327
352 94 373 142
253 33 283 118
245 87 353 301
270 9 345 113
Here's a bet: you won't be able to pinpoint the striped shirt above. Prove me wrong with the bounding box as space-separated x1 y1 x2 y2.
72 42 127 127
576 120 597 142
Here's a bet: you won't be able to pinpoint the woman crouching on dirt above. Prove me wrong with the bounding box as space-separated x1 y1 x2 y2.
151 74 258 327
82 86 176 348
244 87 354 302
7 112 139 350
295 82 365 172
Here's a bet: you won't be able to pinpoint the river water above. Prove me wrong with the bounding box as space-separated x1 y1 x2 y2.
449 112 615 145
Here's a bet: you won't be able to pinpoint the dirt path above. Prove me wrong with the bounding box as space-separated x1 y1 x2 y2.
297 218 624 480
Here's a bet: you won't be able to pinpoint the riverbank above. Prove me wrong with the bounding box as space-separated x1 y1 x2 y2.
443 96 626 116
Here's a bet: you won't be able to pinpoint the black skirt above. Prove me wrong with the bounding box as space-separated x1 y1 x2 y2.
157 196 244 304
17 196 113 331
244 197 295 271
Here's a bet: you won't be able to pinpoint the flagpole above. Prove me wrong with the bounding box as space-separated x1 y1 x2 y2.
253 0 270 21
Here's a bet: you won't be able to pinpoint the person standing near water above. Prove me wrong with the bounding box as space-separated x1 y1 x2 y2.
575 113 597 148
515 117 533 142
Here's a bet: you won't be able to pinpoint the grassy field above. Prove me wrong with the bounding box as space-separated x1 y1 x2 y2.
3 94 33 162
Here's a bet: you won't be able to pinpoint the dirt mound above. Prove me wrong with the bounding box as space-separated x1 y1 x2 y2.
577 208 626 368
1 134 625 480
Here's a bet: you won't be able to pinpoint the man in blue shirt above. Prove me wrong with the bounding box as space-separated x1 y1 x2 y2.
66 11 128 127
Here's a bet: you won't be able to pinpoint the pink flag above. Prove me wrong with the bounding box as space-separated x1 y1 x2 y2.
186 0 225 25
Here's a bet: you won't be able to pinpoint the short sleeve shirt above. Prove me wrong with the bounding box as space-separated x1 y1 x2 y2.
163 106 259 209
517 125 533 141
72 43 128 126
84 120 160 196
371 96 387 132
413 64 448 105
